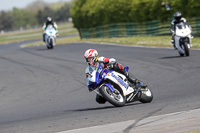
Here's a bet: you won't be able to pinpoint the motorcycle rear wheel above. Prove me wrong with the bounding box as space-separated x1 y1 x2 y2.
99 85 125 107
139 87 153 103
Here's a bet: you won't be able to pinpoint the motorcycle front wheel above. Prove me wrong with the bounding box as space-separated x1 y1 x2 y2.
49 38 54 49
179 42 189 56
99 85 125 107
183 42 189 56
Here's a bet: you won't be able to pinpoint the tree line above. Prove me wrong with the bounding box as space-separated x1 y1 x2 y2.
70 0 200 30
0 0 72 31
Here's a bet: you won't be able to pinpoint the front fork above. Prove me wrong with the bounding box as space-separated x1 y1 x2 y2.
94 83 114 96
175 37 191 52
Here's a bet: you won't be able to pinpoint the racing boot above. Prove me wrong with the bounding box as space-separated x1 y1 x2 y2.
113 63 137 86
96 94 107 104
43 33 45 42
171 39 177 50
123 70 138 86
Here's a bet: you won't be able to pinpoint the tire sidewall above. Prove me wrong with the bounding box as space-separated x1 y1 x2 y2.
139 88 153 103
99 85 125 107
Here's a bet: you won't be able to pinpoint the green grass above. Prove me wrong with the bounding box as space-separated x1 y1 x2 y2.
21 36 81 47
20 35 200 49
186 131 200 133
1 23 200 49
0 22 78 44
81 36 200 49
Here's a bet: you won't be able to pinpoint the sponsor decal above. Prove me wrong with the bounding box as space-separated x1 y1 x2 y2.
111 73 129 89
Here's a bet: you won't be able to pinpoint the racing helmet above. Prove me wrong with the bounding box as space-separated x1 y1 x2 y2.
84 49 99 66
174 12 182 22
47 17 52 22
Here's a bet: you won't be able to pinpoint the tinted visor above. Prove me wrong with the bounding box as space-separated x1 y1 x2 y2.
85 57 93 62
175 16 181 21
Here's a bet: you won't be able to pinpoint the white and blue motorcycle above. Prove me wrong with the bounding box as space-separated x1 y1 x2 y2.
44 25 57 49
86 64 153 107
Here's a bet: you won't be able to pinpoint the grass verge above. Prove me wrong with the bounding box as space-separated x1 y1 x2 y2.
0 22 78 44
21 35 200 49
1 22 200 49
186 131 200 133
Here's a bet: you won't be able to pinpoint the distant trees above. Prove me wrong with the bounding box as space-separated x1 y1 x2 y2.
36 3 72 25
0 11 14 31
36 7 55 25
54 3 71 22
0 0 72 31
12 8 38 29
70 0 200 30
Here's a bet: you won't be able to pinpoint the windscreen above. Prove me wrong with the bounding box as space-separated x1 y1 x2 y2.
87 64 100 75
176 22 188 29
88 65 96 75
47 25 53 30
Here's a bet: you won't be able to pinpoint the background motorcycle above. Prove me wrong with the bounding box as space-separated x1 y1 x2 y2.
45 25 57 49
174 22 193 56
86 64 153 107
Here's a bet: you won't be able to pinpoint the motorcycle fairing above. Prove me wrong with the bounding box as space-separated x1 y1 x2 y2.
86 64 134 96
174 22 192 55
104 71 134 96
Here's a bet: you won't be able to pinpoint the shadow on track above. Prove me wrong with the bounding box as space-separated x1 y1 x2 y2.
69 103 143 112
158 56 184 59
35 48 50 51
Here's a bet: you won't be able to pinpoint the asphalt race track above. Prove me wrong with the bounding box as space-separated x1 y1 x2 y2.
0 41 200 133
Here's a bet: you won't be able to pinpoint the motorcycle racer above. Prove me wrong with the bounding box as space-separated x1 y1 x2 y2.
42 17 58 42
171 12 187 49
84 49 152 105
84 49 137 91
84 49 138 104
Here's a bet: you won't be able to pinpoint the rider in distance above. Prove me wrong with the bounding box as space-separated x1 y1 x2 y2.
171 12 187 49
42 17 58 42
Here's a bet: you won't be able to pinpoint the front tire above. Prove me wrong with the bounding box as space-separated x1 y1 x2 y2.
183 42 189 56
179 52 184 56
99 85 125 107
49 39 54 49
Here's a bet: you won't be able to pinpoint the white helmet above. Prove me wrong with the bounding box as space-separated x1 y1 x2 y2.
84 49 99 66
47 17 52 22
